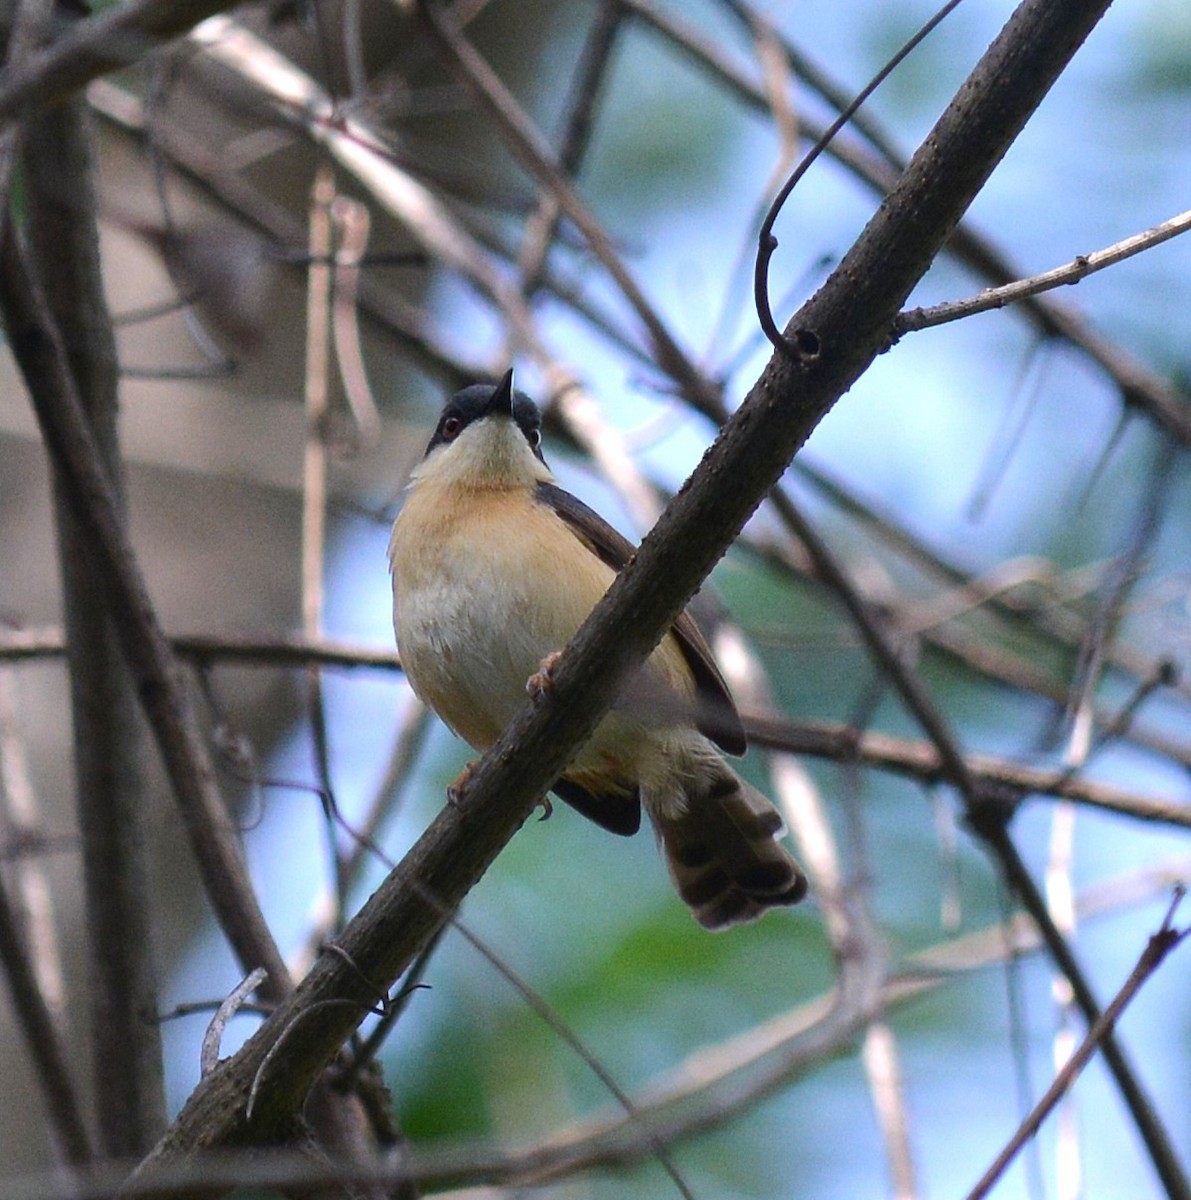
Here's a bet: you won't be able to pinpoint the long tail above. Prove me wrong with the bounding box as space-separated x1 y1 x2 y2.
648 741 808 930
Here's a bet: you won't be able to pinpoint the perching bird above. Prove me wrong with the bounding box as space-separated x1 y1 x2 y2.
388 370 807 929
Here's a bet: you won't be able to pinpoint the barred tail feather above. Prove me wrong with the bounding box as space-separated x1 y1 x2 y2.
649 746 807 930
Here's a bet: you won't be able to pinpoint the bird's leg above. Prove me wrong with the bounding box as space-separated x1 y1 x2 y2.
524 656 562 820
526 650 563 699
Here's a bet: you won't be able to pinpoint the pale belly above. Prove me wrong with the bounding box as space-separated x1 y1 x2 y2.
396 553 579 749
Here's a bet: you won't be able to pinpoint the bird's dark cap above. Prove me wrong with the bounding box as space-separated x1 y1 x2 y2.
424 368 545 460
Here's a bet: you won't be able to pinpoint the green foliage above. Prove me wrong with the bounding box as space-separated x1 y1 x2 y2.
1132 0 1191 92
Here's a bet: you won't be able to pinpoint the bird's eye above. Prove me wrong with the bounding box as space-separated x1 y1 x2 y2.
441 416 463 440
528 428 542 450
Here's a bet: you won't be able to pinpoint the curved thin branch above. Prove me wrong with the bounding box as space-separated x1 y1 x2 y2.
752 0 966 354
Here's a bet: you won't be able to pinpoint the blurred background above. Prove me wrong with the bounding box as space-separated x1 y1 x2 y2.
2 0 1191 1196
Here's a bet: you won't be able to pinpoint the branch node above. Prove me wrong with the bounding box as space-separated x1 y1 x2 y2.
788 326 821 361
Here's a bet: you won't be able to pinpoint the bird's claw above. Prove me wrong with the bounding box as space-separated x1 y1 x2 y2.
447 761 478 807
526 650 563 699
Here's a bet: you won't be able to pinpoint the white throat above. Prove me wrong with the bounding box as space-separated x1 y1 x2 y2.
411 416 552 491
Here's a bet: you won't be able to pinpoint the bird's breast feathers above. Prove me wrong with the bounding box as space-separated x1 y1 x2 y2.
392 485 620 745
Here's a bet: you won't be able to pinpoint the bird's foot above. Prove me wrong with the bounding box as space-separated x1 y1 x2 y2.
526 650 563 699
447 761 478 807
536 793 553 822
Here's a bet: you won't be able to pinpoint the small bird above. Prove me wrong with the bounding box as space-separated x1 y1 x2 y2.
389 370 807 929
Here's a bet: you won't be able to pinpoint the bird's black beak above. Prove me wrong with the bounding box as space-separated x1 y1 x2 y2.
485 368 515 418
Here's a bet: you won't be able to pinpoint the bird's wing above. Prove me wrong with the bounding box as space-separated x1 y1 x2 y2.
534 481 747 756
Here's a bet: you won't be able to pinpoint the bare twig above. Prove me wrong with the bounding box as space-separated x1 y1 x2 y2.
712 0 905 162
0 628 403 672
753 0 967 353
302 164 341 936
1063 442 1175 758
1046 799 1082 1200
966 890 1189 1200
201 968 269 1078
4 629 1182 829
295 694 431 977
898 208 1191 332
862 1021 918 1200
744 713 1191 828
330 194 380 448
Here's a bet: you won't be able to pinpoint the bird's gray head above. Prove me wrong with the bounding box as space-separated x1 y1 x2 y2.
413 369 551 491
